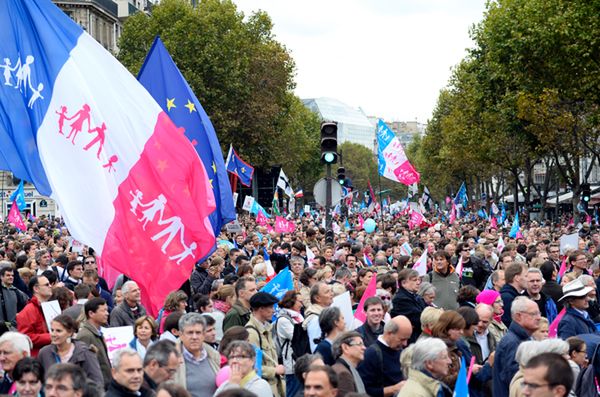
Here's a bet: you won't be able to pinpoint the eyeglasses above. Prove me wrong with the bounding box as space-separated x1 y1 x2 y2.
520 311 541 317
521 381 555 390
379 296 391 301
84 260 95 264
160 366 178 375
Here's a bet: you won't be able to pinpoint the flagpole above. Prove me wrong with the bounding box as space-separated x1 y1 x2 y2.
377 172 385 229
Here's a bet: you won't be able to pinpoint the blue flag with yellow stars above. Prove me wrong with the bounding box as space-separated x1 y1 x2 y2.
225 144 254 187
137 36 236 240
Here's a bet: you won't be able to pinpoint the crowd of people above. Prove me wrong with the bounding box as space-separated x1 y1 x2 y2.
0 211 598 397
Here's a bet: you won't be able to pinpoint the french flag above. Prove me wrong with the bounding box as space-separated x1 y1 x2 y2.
363 254 373 267
0 0 216 315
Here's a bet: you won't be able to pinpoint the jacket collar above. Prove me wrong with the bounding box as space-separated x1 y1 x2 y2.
508 320 532 340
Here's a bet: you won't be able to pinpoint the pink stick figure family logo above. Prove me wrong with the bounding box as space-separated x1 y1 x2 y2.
1 54 44 108
55 104 118 173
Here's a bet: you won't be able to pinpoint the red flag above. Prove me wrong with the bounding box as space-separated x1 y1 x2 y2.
558 257 568 280
8 200 26 231
357 214 365 230
368 181 378 204
354 274 377 323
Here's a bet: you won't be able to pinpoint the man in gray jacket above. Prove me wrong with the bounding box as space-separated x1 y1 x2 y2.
109 281 147 327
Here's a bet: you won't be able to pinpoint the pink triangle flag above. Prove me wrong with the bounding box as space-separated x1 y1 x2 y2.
558 257 568 280
354 274 378 323
8 200 26 231
548 307 566 338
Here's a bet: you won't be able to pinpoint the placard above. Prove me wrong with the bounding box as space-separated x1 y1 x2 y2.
41 300 61 333
101 326 134 364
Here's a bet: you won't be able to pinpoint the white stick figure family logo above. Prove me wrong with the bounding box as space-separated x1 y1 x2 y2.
129 189 197 265
1 54 44 108
55 103 119 173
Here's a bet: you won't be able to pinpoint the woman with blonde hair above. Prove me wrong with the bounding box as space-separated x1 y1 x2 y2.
211 284 236 341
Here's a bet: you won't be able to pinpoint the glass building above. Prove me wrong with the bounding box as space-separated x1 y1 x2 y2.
303 97 376 150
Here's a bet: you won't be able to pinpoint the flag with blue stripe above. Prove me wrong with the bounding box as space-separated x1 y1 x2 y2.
260 267 293 301
454 182 468 207
138 36 236 239
453 356 469 397
509 212 520 238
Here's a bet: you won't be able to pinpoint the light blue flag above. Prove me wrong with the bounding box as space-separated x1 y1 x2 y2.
260 267 294 301
454 182 468 207
9 180 26 211
251 200 270 218
453 356 469 397
509 212 520 238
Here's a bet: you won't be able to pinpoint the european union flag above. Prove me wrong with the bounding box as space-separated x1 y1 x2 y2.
137 36 236 239
9 180 26 211
225 144 254 187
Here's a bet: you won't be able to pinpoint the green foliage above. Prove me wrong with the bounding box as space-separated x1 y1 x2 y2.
118 0 320 185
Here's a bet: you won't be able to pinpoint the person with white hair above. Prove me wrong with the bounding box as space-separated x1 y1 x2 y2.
0 332 31 393
493 297 542 397
110 281 147 327
397 338 453 397
508 339 569 397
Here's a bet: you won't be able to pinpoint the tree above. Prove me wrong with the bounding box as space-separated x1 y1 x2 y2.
118 0 320 184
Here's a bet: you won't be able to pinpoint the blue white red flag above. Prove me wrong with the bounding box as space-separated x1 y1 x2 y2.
137 36 236 241
9 180 27 211
0 0 216 315
225 144 254 186
363 254 373 267
377 120 420 185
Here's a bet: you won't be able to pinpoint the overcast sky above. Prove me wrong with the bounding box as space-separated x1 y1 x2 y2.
234 0 488 123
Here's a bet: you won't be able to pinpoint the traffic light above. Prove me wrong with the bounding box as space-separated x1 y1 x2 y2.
325 229 334 244
337 167 346 185
320 121 338 164
582 183 591 203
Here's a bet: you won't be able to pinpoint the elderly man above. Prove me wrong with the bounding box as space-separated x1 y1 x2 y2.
45 363 88 397
358 315 412 397
223 277 257 332
398 338 452 397
107 348 153 397
0 332 30 393
246 292 285 397
471 304 497 363
332 331 367 397
16 275 52 356
110 281 147 327
492 297 542 397
174 313 220 397
303 281 334 352
557 279 598 339
355 297 386 347
142 340 181 392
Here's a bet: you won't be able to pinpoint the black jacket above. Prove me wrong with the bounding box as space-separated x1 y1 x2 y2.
105 380 154 397
390 287 426 343
500 284 522 326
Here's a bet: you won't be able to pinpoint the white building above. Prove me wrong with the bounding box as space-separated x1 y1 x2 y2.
302 97 376 149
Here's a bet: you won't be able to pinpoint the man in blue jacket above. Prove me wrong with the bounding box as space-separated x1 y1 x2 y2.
557 278 598 339
500 263 527 326
492 296 540 397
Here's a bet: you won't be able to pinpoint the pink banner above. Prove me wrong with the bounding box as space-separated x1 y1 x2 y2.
354 275 377 323
357 214 365 230
8 200 26 231
256 211 268 226
275 216 295 233
393 161 420 185
408 210 424 229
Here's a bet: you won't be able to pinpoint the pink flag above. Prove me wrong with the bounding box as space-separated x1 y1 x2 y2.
409 210 424 230
8 200 26 231
256 211 268 226
449 202 457 223
548 307 566 338
558 257 568 279
275 216 295 233
357 214 365 230
354 274 377 323
587 214 592 224
490 217 498 229
568 217 574 226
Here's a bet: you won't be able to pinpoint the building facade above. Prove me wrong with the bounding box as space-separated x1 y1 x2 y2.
303 97 376 149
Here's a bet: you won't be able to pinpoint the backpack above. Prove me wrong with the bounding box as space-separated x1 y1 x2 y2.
274 313 311 361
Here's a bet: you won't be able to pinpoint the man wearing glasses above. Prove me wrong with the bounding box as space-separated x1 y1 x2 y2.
142 340 181 392
521 352 573 397
546 244 561 271
332 331 367 397
45 363 87 397
492 297 542 397
16 275 52 357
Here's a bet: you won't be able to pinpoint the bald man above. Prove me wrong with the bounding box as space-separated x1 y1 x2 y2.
358 315 411 397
